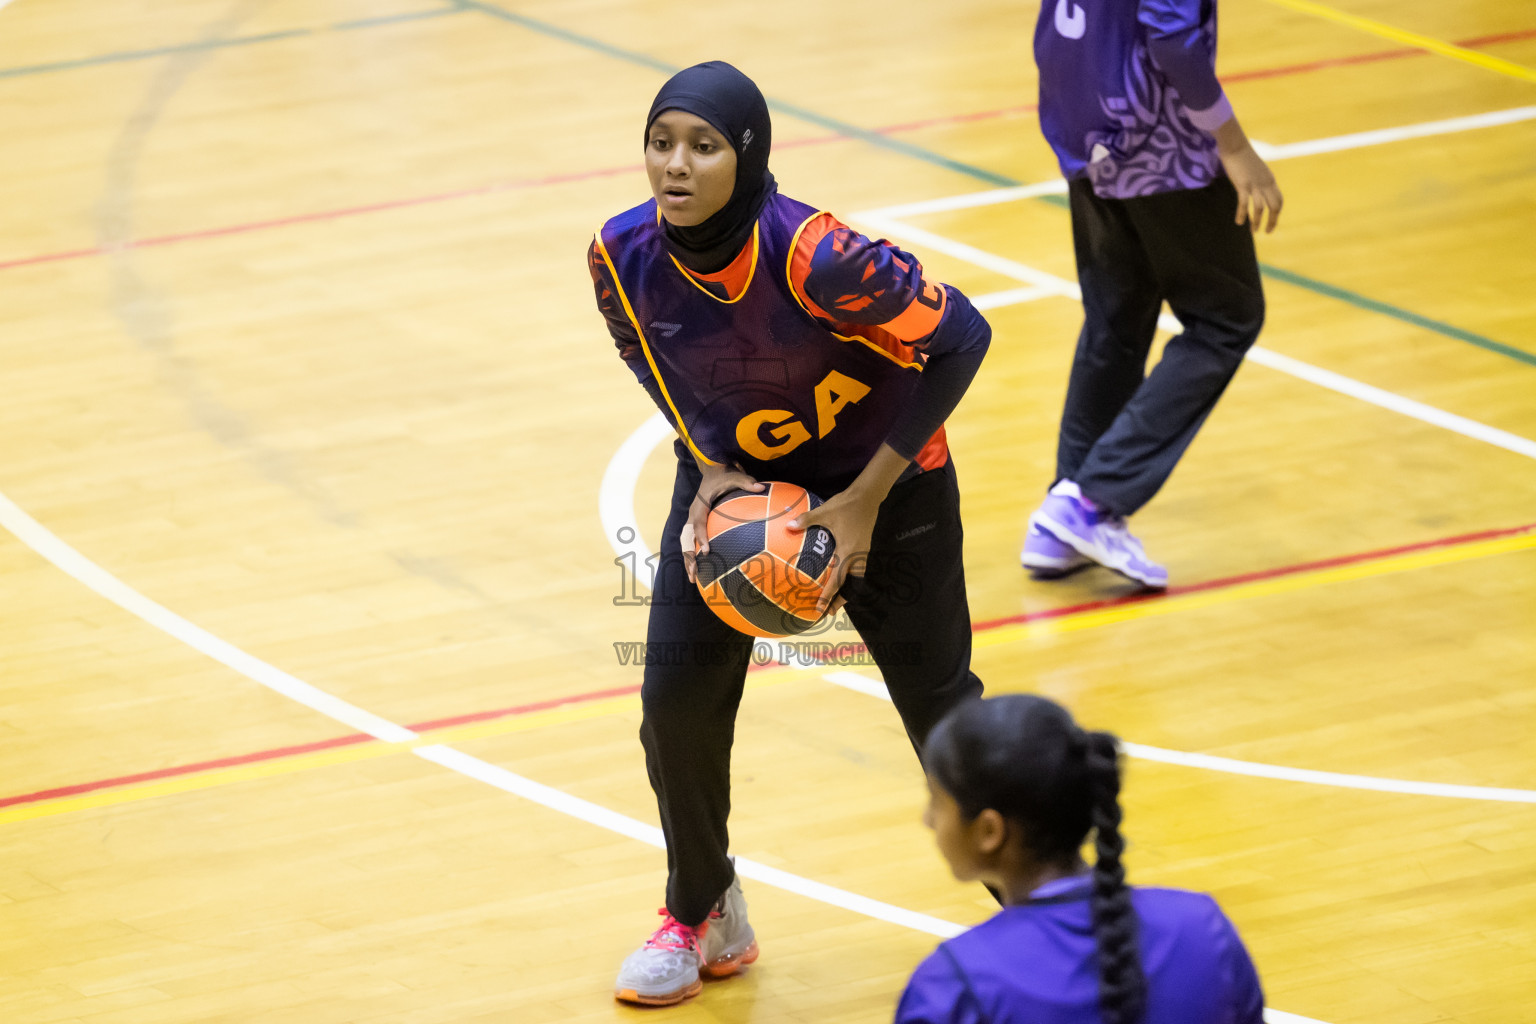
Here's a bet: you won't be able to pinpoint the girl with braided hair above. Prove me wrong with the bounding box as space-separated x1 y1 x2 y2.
897 694 1264 1024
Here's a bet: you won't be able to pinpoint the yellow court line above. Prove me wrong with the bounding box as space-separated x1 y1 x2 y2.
978 532 1536 648
5 535 1533 826
1264 0 1536 84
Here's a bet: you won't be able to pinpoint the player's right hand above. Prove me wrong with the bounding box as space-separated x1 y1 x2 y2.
683 462 764 584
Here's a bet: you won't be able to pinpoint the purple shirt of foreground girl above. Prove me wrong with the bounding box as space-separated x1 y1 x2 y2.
896 877 1264 1024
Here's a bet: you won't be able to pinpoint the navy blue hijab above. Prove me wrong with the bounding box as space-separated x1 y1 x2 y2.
646 61 777 273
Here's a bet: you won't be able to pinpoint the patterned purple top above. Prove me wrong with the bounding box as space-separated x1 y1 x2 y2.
1034 0 1234 199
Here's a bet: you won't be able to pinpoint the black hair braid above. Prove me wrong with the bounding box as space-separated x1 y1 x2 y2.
1084 729 1146 1024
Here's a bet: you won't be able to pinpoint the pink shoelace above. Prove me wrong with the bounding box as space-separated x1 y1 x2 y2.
645 909 704 953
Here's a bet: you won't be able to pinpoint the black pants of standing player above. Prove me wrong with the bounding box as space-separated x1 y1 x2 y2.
639 445 983 927
1057 175 1266 517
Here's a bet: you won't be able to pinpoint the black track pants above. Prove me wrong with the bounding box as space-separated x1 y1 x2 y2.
1056 175 1266 516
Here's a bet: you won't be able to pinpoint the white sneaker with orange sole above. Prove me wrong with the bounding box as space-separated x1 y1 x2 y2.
614 876 758 1006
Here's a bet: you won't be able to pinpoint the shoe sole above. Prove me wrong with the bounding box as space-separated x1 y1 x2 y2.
615 977 703 1006
1033 512 1167 589
702 939 759 979
1020 554 1094 579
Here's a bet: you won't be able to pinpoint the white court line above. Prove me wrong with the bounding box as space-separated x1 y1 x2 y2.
599 409 675 591
0 493 415 744
859 178 1068 220
970 284 1058 310
0 490 1336 1024
861 104 1536 220
858 213 1079 295
1253 105 1536 161
0 489 961 933
821 674 1536 804
854 215 1536 462
605 423 1536 800
1244 346 1536 460
417 743 963 934
16 90 1516 1024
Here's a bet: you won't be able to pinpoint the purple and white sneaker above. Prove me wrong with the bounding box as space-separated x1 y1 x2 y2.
1020 520 1092 579
1031 481 1168 589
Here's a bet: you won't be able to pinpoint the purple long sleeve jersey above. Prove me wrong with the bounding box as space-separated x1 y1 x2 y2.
1035 0 1234 198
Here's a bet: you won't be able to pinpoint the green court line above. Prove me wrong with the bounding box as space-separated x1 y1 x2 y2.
462 0 1535 369
1259 264 1536 367
3 0 1527 367
0 6 464 80
332 8 468 32
454 0 1016 187
0 28 312 78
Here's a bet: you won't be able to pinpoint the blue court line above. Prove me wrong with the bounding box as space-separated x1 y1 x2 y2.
460 0 1536 370
0 5 464 80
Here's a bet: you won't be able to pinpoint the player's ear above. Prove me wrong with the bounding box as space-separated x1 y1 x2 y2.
973 808 1007 856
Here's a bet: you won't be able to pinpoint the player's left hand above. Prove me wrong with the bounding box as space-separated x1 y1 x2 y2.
788 489 882 617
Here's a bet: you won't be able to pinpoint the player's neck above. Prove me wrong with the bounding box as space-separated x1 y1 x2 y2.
993 856 1087 906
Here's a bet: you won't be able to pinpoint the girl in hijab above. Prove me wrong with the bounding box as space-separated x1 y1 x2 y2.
898 694 1265 1024
589 61 994 1006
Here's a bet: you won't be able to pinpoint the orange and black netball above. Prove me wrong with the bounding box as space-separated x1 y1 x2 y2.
695 482 836 638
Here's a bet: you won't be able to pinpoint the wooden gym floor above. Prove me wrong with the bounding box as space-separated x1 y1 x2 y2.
1 1 1533 1021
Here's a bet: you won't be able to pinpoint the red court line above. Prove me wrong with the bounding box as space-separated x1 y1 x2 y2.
0 684 648 811
3 520 1531 814
0 163 641 272
406 683 643 732
972 519 1536 634
6 25 1531 275
873 104 1039 133
792 520 1536 664
1222 27 1536 83
0 733 375 809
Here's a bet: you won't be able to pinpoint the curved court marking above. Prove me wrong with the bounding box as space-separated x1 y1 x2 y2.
602 414 1536 805
0 491 965 931
820 674 1536 805
0 489 1341 1024
0 0 989 975
0 491 414 743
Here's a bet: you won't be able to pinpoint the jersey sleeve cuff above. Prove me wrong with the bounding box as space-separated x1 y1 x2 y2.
1186 92 1233 133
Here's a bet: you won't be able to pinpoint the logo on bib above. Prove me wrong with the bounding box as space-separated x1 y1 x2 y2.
1054 0 1086 39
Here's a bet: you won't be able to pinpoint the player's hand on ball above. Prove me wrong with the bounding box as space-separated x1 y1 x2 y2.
788 488 880 616
685 462 763 584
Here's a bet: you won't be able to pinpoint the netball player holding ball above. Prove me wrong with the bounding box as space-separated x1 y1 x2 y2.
588 61 992 1005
